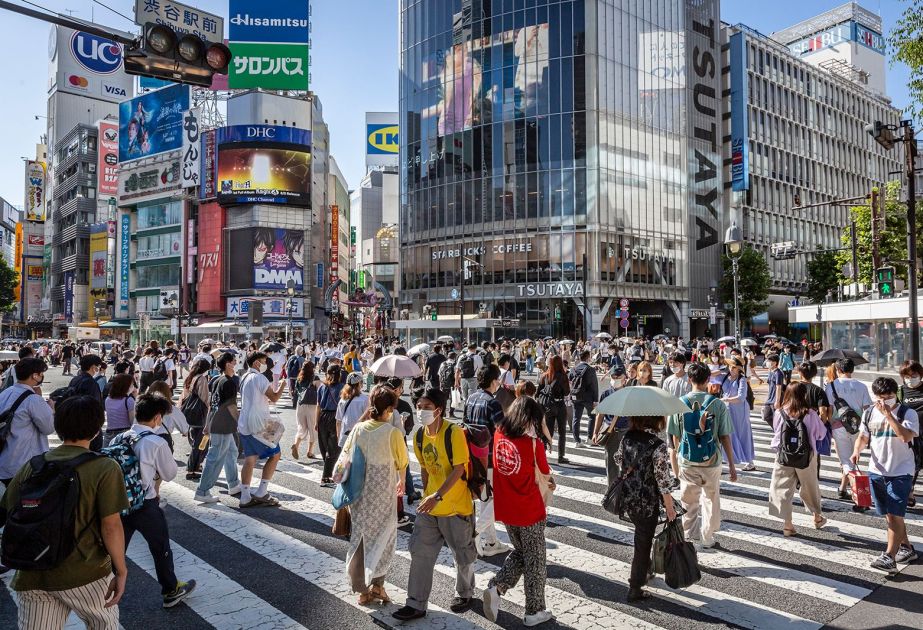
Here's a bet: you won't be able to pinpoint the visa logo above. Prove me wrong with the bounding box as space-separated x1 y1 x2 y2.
367 124 399 154
104 85 126 96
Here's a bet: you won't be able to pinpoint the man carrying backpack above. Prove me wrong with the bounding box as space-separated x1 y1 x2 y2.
0 396 128 629
392 388 477 621
437 352 457 418
116 394 196 607
825 358 872 501
668 362 737 550
68 355 106 451
454 343 483 414
0 358 54 488
569 350 599 447
851 377 920 574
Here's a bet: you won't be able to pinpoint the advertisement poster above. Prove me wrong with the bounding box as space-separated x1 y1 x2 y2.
181 108 201 188
217 147 311 205
330 205 339 283
118 158 181 203
118 84 191 162
90 223 108 290
119 214 130 315
228 42 309 91
24 160 46 221
200 129 217 199
253 228 304 290
64 270 75 322
25 262 43 317
50 28 132 103
97 121 119 196
366 112 399 169
196 203 223 312
13 223 22 302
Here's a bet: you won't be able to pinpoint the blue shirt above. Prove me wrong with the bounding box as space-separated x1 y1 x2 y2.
766 368 784 405
464 389 503 435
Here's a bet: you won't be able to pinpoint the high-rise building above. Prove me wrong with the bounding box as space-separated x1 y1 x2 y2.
399 0 724 339
723 9 900 324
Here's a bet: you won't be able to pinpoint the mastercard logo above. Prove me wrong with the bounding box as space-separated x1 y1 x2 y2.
68 75 88 88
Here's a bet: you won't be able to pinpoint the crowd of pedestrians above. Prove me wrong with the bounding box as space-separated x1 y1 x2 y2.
0 333 918 628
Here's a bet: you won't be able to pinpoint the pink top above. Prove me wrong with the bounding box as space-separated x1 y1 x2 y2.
770 408 827 453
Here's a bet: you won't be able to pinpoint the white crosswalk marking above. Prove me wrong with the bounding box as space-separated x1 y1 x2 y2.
2 403 919 629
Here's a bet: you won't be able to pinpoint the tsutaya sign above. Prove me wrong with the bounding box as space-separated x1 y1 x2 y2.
433 240 532 260
516 283 584 298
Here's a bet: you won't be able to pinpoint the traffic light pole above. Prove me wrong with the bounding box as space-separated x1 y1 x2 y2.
904 124 920 362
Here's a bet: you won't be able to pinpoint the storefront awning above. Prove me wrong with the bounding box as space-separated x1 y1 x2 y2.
100 319 132 329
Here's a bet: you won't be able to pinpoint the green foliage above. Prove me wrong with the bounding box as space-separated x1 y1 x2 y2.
805 250 840 304
892 0 923 124
720 246 771 322
0 257 19 314
835 181 911 286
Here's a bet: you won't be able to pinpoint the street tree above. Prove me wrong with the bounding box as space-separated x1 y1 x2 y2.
720 246 771 323
805 250 840 304
892 0 923 123
0 257 18 338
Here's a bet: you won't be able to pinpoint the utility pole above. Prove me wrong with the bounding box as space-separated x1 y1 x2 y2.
870 186 881 271
904 123 920 362
851 221 859 301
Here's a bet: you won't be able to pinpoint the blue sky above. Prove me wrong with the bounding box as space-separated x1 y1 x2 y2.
0 0 911 208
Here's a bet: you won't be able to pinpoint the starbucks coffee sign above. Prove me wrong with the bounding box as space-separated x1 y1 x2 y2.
432 239 533 260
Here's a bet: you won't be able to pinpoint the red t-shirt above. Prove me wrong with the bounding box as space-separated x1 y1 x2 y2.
492 429 551 527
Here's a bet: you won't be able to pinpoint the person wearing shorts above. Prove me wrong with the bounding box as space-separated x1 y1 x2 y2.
851 377 920 574
237 352 286 508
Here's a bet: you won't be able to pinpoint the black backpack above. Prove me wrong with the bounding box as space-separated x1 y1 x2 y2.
152 359 168 382
0 390 34 454
458 354 476 379
0 452 98 570
570 365 588 398
438 360 455 393
829 381 862 434
777 411 813 469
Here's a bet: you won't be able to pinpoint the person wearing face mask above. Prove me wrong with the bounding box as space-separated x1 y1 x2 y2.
852 377 920 574
592 366 629 485
898 361 923 507
337 385 408 606
68 354 107 451
0 358 55 487
662 352 692 398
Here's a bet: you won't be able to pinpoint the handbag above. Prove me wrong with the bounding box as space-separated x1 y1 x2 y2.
331 506 352 537
180 377 208 427
652 519 684 575
533 439 555 506
664 530 702 589
601 465 635 516
495 386 515 413
331 441 367 510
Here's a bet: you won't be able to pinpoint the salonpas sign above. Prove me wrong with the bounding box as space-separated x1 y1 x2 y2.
516 283 584 298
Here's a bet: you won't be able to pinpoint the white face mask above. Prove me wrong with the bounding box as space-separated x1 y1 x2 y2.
671 365 682 375
610 379 621 389
908 377 922 388
418 409 436 426
879 397 898 408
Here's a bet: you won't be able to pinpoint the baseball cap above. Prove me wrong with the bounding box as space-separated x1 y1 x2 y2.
346 371 363 385
609 365 626 377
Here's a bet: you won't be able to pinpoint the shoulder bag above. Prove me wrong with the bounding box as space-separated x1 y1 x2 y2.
533 438 555 506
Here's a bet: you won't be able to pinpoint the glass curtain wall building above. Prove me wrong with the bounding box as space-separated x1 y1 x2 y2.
399 0 723 339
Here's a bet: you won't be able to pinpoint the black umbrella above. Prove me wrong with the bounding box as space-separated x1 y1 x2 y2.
809 348 868 367
260 342 285 353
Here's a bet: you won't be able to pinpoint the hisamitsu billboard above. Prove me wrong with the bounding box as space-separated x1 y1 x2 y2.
229 2 310 43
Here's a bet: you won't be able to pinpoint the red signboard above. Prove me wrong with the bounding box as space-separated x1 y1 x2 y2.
196 202 224 313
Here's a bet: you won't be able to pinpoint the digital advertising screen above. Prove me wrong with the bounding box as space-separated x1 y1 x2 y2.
252 227 305 290
217 146 311 205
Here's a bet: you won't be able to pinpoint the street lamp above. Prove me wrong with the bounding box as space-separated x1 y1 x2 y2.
286 279 296 345
866 119 919 362
724 222 744 347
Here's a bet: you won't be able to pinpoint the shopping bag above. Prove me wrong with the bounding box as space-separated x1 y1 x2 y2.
652 520 684 575
664 534 701 589
451 388 463 409
332 507 351 537
848 470 873 508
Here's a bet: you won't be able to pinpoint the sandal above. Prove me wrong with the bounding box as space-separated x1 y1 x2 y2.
358 592 375 605
253 494 280 507
370 585 391 604
782 526 797 537
239 498 261 509
814 517 828 530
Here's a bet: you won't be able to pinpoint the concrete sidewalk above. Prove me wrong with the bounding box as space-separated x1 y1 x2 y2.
824 561 923 629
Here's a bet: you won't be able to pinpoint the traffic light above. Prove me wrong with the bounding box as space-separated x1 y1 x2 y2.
124 23 231 88
431 306 438 321
877 267 895 298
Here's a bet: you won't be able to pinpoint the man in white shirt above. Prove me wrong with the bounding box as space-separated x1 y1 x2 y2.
119 394 196 607
192 343 214 366
238 352 286 508
852 377 920 574
454 343 484 408
0 358 54 485
662 352 692 398
825 358 873 499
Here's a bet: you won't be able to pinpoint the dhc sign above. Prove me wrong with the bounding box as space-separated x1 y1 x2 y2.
367 124 399 155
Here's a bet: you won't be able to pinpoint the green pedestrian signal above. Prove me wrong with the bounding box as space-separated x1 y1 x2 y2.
876 267 895 298
431 307 438 321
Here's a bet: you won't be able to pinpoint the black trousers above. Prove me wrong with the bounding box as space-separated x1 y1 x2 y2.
628 512 659 590
318 410 340 479
122 498 178 595
187 426 208 473
544 404 567 460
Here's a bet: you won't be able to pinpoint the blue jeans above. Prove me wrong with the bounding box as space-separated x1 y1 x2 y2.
196 432 241 495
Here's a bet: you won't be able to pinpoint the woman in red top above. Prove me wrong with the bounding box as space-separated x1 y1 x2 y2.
483 397 554 627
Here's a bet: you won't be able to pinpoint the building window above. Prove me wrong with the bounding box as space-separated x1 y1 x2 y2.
137 201 182 230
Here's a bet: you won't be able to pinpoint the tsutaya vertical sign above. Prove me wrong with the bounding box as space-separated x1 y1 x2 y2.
330 205 339 284
685 0 722 311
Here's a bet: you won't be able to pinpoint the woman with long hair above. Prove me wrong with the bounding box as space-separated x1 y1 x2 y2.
104 373 136 446
612 415 678 603
536 355 571 464
722 358 755 471
180 358 212 480
768 383 828 537
634 361 657 387
337 372 371 447
483 397 553 626
292 360 320 460
316 365 346 485
337 385 407 605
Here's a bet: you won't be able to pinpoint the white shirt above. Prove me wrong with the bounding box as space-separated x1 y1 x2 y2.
239 368 271 436
126 423 177 500
499 368 514 388
825 377 872 414
862 403 920 477
138 356 156 371
663 373 692 398
270 352 286 375
336 393 370 447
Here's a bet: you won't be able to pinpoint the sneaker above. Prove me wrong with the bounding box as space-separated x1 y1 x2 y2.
557 457 571 465
194 493 219 504
163 580 197 608
695 540 718 551
392 605 426 621
397 514 412 526
574 440 586 449
838 489 851 501
523 610 554 626
227 485 243 497
870 552 899 574
896 545 918 564
449 596 472 613
480 541 510 557
483 585 500 622
320 481 336 488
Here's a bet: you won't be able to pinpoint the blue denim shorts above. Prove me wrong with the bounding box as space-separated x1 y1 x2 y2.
240 433 281 460
868 473 914 517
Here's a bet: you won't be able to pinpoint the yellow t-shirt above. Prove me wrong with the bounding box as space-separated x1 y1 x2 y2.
343 352 357 373
414 420 473 517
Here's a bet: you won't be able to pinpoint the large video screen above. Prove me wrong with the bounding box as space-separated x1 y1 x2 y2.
217 147 311 206
253 228 305 290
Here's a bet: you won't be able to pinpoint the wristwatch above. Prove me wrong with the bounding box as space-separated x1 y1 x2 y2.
434 492 443 502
